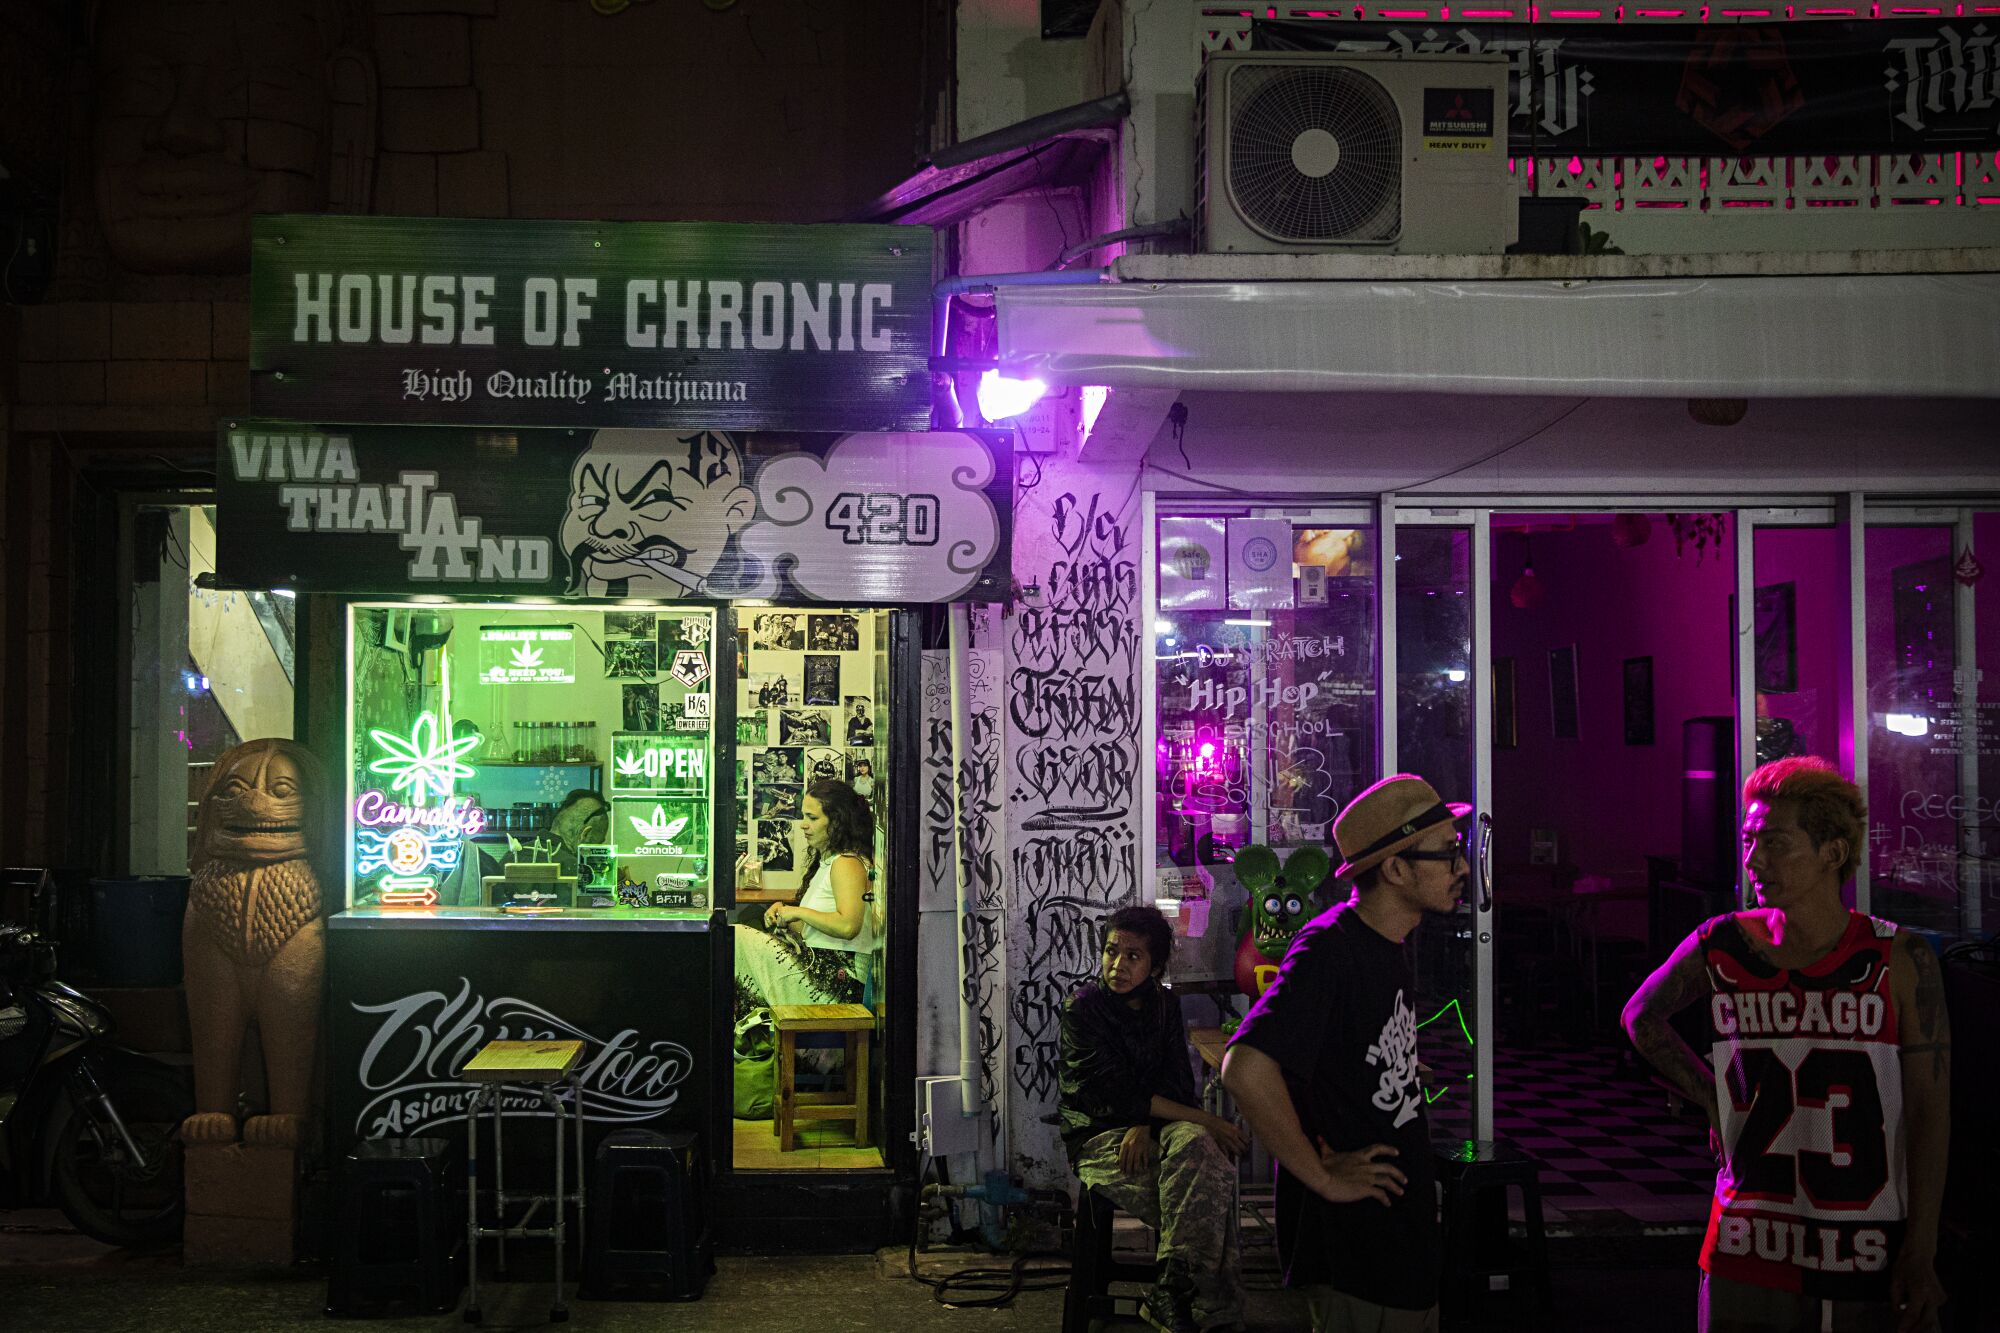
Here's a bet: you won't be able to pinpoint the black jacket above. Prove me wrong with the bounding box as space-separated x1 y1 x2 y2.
1057 980 1199 1161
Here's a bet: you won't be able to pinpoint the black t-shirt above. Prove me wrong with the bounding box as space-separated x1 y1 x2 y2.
1227 901 1440 1310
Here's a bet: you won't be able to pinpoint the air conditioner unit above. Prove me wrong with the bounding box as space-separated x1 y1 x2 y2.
1197 51 1516 255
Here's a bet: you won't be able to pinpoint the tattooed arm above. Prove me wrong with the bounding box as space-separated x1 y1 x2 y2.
1620 928 1720 1127
1891 930 1951 1331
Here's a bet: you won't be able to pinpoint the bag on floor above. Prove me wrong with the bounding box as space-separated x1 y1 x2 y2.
733 1006 776 1120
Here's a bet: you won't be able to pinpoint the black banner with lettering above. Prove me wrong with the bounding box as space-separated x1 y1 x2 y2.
250 216 935 432
215 421 1011 602
1253 19 2000 153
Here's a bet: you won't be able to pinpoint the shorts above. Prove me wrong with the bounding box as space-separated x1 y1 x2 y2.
1698 1271 1940 1333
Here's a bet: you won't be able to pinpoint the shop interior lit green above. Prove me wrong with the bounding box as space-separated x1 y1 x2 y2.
344 601 717 914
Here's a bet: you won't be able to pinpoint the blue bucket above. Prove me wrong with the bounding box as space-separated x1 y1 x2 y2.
88 876 190 987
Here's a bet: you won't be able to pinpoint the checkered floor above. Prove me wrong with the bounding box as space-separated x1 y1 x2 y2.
1422 1042 1714 1231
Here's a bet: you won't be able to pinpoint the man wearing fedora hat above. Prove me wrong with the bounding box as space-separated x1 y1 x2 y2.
1222 773 1471 1332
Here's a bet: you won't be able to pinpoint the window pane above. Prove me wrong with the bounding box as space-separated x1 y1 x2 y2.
1155 518 1378 983
1866 524 1997 939
1394 526 1477 1138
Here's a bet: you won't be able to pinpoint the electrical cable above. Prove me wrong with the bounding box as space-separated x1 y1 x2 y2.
1015 445 1043 495
904 1153 1072 1310
1388 397 1590 494
1144 462 1287 497
1146 398 1591 498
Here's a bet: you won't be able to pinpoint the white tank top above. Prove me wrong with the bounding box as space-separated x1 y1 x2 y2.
798 854 873 954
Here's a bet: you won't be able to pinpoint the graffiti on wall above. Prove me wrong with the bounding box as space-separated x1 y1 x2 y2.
920 646 1007 1124
1006 485 1142 1116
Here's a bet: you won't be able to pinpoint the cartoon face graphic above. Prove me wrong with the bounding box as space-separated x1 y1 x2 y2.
561 429 757 596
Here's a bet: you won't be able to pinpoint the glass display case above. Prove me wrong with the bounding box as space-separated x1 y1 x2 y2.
345 601 717 912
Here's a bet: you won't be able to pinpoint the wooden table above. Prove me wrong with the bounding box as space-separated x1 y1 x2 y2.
733 887 800 904
1188 1026 1228 1075
462 1039 585 1083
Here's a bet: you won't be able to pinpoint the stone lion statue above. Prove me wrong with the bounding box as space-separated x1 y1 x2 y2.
184 738 334 1148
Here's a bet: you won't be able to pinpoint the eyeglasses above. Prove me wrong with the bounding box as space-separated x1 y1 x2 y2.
1397 835 1467 865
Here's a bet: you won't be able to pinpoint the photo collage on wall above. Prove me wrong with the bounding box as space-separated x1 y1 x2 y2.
737 610 880 894
601 610 715 907
607 611 715 737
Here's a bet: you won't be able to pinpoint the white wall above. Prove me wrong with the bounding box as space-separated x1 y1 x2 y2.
961 190 1092 276
956 0 1095 142
1114 0 1197 228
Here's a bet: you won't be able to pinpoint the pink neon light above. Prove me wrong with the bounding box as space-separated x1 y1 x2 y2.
1461 7 1519 12
1549 8 1601 14
1199 742 1218 759
354 790 487 837
1379 8 1433 14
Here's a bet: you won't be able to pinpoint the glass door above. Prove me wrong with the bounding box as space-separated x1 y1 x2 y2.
1734 504 1855 906
1384 508 1489 1143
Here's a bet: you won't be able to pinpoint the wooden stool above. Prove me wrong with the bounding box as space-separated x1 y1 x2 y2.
460 1038 587 1324
770 1004 873 1152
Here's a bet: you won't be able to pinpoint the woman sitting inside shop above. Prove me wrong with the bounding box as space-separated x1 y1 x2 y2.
1060 905 1246 1333
754 778 876 1007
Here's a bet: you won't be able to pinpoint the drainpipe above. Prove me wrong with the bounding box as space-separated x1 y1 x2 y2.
947 601 983 1111
933 271 1105 1134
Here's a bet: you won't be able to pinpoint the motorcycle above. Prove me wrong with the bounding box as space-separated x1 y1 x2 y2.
0 924 190 1246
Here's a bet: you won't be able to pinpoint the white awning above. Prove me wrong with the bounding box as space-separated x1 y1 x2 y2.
994 267 2000 399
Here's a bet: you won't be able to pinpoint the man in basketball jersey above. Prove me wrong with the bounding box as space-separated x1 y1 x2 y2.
1623 756 1951 1331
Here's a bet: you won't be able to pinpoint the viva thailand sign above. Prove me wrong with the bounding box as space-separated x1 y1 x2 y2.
249 216 933 432
215 422 1011 602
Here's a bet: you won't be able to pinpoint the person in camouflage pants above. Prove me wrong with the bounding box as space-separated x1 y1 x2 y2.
1060 905 1248 1333
1074 1119 1247 1329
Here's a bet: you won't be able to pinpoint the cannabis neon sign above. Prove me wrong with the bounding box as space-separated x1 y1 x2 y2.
358 712 485 907
367 711 480 801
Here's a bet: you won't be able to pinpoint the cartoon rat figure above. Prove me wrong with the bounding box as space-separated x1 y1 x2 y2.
1228 844 1330 1005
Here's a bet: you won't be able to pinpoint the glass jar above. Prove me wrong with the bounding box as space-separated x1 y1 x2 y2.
512 721 527 763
